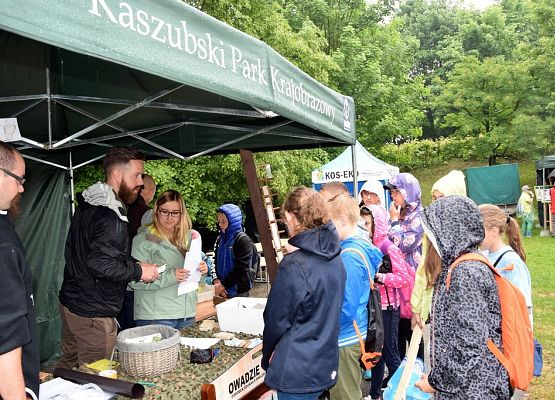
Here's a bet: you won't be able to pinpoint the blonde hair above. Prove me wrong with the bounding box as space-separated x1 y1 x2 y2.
152 190 192 251
327 194 359 225
479 204 526 262
282 186 329 234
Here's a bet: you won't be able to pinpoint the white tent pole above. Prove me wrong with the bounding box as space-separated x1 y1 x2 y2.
46 67 52 148
351 142 358 196
69 149 75 215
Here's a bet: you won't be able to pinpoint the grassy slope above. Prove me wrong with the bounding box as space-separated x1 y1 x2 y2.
412 159 554 399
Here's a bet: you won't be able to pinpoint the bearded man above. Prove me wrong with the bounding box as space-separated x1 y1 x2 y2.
58 147 159 369
0 141 40 399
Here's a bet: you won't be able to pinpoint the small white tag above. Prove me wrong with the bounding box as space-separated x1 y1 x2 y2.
331 370 337 380
157 264 167 273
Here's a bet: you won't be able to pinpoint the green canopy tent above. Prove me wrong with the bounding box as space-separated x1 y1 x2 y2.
0 0 356 364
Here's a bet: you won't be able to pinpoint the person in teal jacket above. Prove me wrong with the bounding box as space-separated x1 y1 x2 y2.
130 190 208 330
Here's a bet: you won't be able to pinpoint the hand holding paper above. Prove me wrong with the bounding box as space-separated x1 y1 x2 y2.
178 236 202 295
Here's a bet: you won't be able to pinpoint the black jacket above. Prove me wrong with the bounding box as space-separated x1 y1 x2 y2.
0 214 39 397
59 189 142 318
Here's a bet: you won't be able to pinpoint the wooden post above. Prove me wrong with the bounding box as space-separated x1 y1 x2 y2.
240 149 279 283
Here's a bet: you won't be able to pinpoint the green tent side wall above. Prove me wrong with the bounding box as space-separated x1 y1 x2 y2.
465 163 520 206
14 165 70 365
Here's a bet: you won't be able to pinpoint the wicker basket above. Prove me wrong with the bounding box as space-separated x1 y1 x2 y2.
115 325 181 378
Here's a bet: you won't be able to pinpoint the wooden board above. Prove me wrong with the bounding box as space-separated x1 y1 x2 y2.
196 299 217 321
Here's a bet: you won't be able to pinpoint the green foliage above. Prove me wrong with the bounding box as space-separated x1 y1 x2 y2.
73 149 328 228
379 136 482 171
432 55 548 161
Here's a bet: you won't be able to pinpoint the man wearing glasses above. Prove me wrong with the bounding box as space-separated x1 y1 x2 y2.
57 147 159 370
0 141 39 399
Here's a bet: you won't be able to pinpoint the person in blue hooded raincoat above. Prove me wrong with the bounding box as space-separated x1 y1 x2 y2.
212 203 254 297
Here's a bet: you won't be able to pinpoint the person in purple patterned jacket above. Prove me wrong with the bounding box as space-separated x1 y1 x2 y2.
384 172 424 360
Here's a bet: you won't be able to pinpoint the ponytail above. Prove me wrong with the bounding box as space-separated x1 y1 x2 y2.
479 204 526 262
507 216 526 262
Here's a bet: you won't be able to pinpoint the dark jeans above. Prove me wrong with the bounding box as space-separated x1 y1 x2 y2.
135 317 195 330
398 317 424 360
370 307 401 398
116 290 135 331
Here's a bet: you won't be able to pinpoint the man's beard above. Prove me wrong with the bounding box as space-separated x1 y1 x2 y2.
118 180 140 205
7 194 21 217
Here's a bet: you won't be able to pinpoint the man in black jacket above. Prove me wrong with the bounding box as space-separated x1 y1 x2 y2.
58 147 159 369
0 141 39 399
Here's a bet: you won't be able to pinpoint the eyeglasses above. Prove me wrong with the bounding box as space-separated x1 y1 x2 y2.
158 209 182 218
0 167 25 185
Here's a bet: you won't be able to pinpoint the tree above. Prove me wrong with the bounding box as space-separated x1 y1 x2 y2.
433 55 545 163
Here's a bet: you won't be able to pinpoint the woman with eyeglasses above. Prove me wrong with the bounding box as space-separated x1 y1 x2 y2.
130 190 208 330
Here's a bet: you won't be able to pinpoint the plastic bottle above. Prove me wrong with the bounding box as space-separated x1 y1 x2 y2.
383 357 430 400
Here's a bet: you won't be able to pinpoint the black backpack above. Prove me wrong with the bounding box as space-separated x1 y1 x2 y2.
236 232 261 284
341 247 384 370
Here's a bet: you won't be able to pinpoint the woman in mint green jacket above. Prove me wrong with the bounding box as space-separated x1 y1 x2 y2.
130 190 207 330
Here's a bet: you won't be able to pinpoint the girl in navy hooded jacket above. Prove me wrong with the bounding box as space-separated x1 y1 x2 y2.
262 187 346 400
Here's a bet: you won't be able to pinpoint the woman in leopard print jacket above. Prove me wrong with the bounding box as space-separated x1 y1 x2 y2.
415 196 510 399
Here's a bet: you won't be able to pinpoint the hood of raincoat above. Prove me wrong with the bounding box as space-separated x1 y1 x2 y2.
357 179 385 206
82 182 127 222
363 204 389 246
421 195 484 268
386 173 421 212
289 221 341 260
431 170 467 198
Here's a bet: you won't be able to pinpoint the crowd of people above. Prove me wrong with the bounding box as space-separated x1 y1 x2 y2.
0 141 538 400
262 172 535 400
0 144 257 399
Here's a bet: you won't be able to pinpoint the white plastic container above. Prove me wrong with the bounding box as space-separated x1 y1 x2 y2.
216 297 267 335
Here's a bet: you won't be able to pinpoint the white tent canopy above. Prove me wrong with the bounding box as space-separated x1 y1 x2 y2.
312 141 399 192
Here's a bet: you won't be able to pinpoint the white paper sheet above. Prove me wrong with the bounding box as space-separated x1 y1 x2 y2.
180 337 220 349
178 236 203 295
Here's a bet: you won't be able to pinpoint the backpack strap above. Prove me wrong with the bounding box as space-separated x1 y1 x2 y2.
340 247 377 359
493 249 515 268
340 247 375 290
446 252 500 290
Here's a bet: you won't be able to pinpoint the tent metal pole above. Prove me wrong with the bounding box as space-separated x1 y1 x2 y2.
18 137 46 149
0 94 47 102
73 154 106 170
54 99 126 133
51 85 184 149
69 149 75 215
52 94 267 118
186 120 292 160
54 122 186 150
265 131 343 143
21 154 67 170
10 99 44 118
46 67 52 148
133 135 185 160
351 142 358 196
